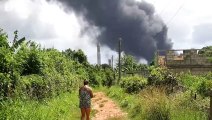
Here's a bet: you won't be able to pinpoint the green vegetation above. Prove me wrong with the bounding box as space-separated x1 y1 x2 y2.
0 28 212 119
199 46 212 62
102 66 211 120
120 75 147 93
0 28 115 119
120 54 148 72
0 92 80 120
148 67 178 86
102 85 208 120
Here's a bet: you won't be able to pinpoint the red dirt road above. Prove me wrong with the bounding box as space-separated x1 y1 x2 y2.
92 92 127 120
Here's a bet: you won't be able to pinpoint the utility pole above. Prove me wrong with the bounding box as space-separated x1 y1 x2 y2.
156 50 159 66
111 55 113 69
118 38 122 83
97 42 101 65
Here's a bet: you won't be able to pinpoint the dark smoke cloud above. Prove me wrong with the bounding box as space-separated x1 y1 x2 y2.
52 0 173 62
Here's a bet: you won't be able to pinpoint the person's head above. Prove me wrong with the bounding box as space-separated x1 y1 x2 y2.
84 80 89 85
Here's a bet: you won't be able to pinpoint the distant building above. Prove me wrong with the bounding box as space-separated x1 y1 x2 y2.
157 49 212 74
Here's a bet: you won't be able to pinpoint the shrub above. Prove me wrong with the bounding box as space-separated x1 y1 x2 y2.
148 67 178 86
197 80 212 97
0 28 117 102
120 75 147 93
88 70 100 87
20 75 49 100
0 73 11 100
203 72 212 80
102 68 115 87
179 73 207 94
21 51 43 75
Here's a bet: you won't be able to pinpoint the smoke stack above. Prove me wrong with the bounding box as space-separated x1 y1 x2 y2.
108 59 112 67
97 42 101 65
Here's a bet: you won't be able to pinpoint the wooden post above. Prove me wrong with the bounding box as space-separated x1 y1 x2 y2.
208 90 212 120
210 95 212 120
156 50 159 66
118 38 122 84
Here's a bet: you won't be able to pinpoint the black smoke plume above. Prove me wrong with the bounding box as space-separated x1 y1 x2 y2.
53 0 173 62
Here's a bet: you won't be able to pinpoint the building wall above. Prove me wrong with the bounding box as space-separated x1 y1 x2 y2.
158 49 212 74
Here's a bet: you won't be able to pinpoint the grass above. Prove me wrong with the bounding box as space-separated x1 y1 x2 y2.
0 92 81 120
0 86 209 120
99 86 208 120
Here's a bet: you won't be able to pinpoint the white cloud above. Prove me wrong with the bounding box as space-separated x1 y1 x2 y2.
4 0 32 19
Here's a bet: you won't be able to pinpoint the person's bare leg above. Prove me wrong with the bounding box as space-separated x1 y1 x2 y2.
81 108 86 120
85 108 91 120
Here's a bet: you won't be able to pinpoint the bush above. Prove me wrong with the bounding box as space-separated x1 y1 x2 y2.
87 65 115 87
0 73 11 100
197 80 212 97
21 51 43 75
0 28 121 105
20 75 49 100
148 67 178 86
203 72 212 80
88 71 100 87
179 73 207 92
120 75 147 93
102 68 115 87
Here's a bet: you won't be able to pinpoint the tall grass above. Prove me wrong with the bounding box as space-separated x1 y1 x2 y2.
139 87 171 120
0 92 81 120
102 86 208 120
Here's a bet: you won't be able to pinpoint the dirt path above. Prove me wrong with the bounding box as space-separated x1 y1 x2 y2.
92 92 127 120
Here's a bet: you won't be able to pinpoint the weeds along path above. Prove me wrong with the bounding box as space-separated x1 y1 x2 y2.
92 92 127 120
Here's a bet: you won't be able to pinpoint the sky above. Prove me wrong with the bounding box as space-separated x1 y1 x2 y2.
0 0 212 64
144 0 212 49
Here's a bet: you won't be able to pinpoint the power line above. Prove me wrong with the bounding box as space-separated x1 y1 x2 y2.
158 1 172 16
166 0 187 26
152 0 157 5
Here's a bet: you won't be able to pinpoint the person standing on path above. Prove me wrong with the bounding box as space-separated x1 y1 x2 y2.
79 80 94 120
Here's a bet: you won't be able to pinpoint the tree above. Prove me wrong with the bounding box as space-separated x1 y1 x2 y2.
199 46 212 57
63 48 75 60
121 54 137 71
0 28 9 48
63 49 88 65
199 46 212 62
73 49 88 65
21 51 43 75
115 54 148 74
0 28 13 73
11 30 25 51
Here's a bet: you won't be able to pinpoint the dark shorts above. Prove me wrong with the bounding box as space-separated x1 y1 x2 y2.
79 100 91 108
